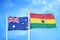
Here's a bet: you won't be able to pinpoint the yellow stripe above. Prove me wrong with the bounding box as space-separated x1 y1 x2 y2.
30 18 56 24
30 18 41 23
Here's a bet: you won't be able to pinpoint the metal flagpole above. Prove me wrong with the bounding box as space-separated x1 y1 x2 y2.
6 12 8 40
28 8 30 40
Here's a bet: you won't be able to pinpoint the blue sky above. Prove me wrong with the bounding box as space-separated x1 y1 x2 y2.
0 0 60 40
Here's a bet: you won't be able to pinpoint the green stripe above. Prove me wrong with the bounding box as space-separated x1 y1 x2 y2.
30 23 56 28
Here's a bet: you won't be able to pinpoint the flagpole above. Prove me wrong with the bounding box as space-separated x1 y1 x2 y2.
6 12 8 40
28 8 30 40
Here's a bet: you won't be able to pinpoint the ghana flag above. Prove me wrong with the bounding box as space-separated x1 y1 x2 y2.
30 13 56 28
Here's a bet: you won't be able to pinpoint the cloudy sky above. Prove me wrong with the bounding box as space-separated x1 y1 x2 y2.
0 0 60 40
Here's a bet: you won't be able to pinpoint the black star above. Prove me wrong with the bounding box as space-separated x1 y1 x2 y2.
41 20 45 23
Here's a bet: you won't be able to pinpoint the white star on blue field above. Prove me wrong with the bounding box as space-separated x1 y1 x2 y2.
0 0 60 40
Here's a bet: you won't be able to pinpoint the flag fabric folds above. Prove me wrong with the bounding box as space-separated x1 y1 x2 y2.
8 17 28 31
30 13 56 28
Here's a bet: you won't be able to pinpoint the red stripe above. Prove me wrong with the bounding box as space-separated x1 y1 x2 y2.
30 13 55 19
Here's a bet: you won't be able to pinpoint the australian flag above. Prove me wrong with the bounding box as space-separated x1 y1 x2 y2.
8 16 28 31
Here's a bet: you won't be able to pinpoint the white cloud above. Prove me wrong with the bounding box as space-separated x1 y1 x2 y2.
30 0 60 14
30 0 48 6
29 0 53 13
9 0 60 17
31 0 41 5
30 5 52 13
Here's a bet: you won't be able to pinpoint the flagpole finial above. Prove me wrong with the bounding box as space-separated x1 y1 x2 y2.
28 8 30 12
